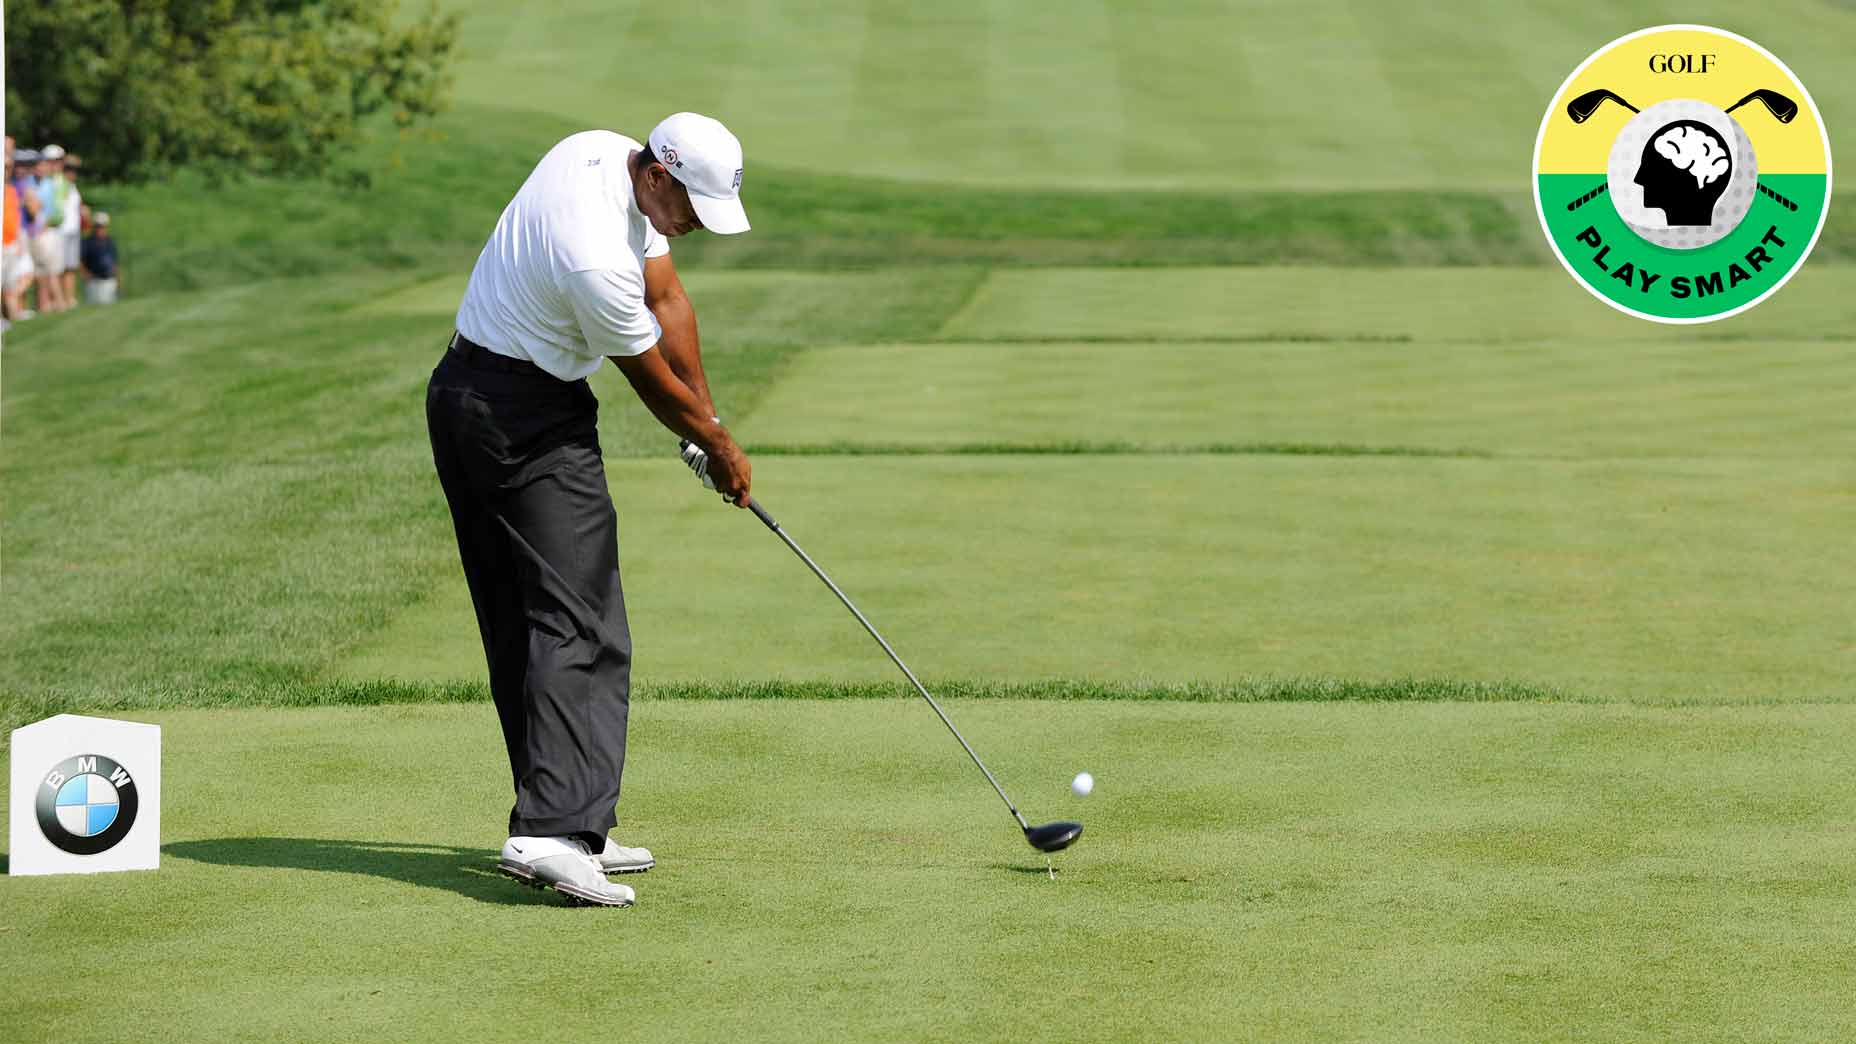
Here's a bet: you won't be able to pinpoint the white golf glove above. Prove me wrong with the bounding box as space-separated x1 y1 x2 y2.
679 438 717 491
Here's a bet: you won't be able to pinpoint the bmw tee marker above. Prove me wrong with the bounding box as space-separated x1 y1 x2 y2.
1534 25 1831 323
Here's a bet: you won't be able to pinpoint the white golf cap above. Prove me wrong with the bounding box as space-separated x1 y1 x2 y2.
41 144 66 160
647 112 749 235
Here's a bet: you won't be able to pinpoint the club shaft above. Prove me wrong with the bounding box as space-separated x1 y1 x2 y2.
1567 183 1608 211
746 498 1030 831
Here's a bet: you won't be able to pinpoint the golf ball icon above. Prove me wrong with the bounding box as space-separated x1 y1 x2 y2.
1071 772 1094 797
1606 99 1756 250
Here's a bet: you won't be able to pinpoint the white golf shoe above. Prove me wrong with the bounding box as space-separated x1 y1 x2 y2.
498 836 635 907
594 838 655 875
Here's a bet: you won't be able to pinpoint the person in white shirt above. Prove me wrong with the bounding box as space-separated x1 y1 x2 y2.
55 153 83 308
427 113 753 908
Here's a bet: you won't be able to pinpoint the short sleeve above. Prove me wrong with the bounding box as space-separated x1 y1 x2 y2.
560 267 661 358
644 225 670 259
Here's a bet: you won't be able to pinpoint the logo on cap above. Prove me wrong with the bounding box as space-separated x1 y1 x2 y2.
732 168 743 190
1533 25 1831 323
660 145 682 168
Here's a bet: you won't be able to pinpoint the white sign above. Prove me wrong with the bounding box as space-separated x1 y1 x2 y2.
9 714 161 876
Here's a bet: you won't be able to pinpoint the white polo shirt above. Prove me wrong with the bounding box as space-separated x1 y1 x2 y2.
455 131 669 381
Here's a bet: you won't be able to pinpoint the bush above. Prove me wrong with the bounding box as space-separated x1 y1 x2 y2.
4 0 457 181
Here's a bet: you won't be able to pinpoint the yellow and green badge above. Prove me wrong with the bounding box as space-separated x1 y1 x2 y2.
1534 25 1831 323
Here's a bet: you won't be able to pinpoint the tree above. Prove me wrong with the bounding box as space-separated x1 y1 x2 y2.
5 0 457 182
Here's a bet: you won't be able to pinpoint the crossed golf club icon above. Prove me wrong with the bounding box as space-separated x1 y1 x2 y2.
1562 88 1801 214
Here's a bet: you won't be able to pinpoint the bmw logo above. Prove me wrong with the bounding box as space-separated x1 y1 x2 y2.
36 754 140 855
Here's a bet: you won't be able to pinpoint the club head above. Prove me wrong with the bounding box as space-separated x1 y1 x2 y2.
1567 88 1636 123
1726 89 1798 124
1024 820 1083 853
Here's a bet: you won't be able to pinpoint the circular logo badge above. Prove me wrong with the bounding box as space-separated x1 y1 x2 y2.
35 754 140 855
1533 25 1831 323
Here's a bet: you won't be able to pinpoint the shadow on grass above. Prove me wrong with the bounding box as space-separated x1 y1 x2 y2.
989 862 1063 878
163 837 557 906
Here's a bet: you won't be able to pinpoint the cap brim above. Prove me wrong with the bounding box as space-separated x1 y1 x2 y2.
689 192 750 235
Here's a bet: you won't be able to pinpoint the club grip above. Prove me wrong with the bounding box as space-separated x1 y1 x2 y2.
745 497 780 532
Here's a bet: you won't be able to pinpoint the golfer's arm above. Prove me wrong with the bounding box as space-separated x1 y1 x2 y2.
642 252 716 419
609 348 732 453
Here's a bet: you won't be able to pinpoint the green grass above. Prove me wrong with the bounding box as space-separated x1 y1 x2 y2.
5 701 1856 1042
81 99 1856 296
738 441 1494 458
331 455 1856 702
92 104 1566 296
0 679 1580 739
737 336 1856 458
937 265 1856 343
7 265 1854 714
77 0 1856 296
437 0 1856 193
0 265 978 478
0 266 967 708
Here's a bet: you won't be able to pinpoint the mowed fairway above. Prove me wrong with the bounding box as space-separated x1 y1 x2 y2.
6 263 1856 1042
438 0 1856 191
5 701 1856 1042
338 267 1856 701
5 257 1855 1042
341 453 1856 700
5 0 1856 1040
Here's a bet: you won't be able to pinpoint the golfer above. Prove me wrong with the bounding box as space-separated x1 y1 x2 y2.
426 113 753 907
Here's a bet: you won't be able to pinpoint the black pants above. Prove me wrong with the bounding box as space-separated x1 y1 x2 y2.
425 342 632 849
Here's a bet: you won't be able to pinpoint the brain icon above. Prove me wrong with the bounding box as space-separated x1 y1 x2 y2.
1653 124 1731 188
1608 102 1757 248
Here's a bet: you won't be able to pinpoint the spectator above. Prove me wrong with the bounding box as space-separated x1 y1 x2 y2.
80 211 120 304
4 140 22 326
6 144 40 320
28 145 71 312
55 151 84 308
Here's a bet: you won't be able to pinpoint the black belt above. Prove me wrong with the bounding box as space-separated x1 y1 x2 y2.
448 331 548 376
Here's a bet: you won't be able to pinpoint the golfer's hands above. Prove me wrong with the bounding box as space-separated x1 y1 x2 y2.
680 438 751 506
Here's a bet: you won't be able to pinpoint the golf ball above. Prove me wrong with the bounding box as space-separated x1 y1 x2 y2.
1071 772 1094 797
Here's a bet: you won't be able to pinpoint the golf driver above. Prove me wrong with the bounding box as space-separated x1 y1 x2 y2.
1566 88 1639 123
1561 89 1636 208
743 496 1082 853
1725 89 1798 123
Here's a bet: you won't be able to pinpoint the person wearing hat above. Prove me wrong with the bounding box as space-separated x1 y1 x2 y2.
54 152 84 307
80 210 120 304
27 145 71 313
427 113 753 908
